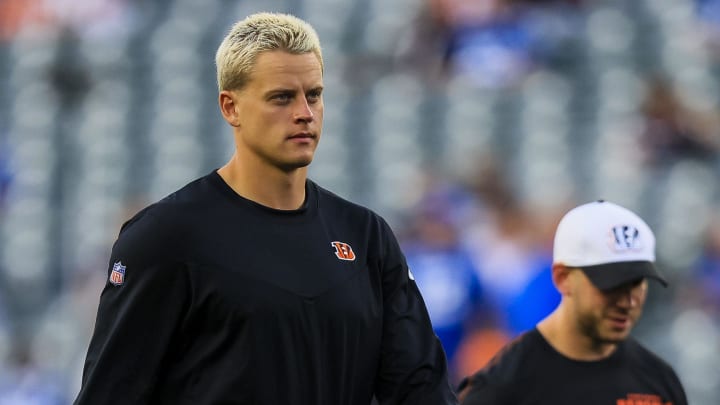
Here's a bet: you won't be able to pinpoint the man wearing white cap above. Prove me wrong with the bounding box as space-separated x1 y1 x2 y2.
458 200 688 405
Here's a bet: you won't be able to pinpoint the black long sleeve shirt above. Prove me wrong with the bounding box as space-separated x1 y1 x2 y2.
74 171 457 405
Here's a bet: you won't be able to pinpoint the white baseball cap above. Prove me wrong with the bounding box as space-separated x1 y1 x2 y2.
553 200 668 290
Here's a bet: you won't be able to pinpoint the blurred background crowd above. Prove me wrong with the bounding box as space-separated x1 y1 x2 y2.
1 0 720 403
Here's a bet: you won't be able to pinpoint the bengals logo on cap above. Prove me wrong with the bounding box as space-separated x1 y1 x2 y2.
609 225 643 252
331 241 356 261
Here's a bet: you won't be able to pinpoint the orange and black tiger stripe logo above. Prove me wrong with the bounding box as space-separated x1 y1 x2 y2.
331 241 356 261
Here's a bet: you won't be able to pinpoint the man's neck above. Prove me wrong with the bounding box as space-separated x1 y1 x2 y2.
217 155 307 210
536 310 617 361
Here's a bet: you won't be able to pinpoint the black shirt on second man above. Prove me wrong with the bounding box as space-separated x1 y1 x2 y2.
75 171 455 405
459 328 688 405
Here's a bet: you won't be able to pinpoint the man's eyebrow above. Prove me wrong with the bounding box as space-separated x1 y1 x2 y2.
263 86 324 98
264 88 296 97
267 87 296 93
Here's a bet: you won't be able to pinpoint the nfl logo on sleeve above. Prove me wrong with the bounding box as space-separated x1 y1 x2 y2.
109 261 126 286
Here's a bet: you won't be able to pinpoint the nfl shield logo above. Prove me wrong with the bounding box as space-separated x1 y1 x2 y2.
109 261 126 286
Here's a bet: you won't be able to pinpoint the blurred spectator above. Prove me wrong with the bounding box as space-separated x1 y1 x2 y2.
664 213 720 405
696 0 720 58
690 215 720 313
393 3 451 81
451 327 510 383
49 28 92 109
638 76 720 169
398 0 583 87
432 0 536 87
0 144 11 212
0 0 133 41
697 0 720 26
0 341 66 405
400 180 487 383
0 0 46 41
444 261 561 382
41 0 134 41
461 158 559 335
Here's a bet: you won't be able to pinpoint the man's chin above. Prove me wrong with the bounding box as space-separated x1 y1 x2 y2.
598 330 631 344
279 159 313 172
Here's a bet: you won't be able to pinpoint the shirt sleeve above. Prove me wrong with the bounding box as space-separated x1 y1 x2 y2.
372 218 459 405
73 212 191 405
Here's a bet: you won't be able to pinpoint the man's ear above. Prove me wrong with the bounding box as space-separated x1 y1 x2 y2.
219 90 241 127
552 263 573 296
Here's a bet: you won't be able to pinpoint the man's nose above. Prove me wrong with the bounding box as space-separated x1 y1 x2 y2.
294 98 314 123
615 289 639 308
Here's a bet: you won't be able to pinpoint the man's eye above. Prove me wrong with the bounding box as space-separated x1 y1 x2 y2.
273 94 291 102
307 91 322 102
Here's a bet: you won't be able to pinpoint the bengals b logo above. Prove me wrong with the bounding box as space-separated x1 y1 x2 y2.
331 241 356 261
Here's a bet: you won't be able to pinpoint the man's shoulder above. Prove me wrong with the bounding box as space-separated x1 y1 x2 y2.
313 181 370 210
460 330 541 388
474 329 541 379
118 174 216 239
621 336 678 375
312 181 385 222
157 172 219 208
457 330 544 404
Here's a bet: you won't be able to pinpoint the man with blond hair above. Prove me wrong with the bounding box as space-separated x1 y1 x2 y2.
74 12 457 405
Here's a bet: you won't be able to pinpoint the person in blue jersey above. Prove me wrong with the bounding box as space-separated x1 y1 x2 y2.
74 12 457 405
400 184 486 383
458 200 688 405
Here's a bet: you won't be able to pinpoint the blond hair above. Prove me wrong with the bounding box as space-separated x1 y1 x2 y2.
215 12 323 91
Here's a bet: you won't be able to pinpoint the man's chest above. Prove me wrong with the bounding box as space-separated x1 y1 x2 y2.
508 367 679 405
